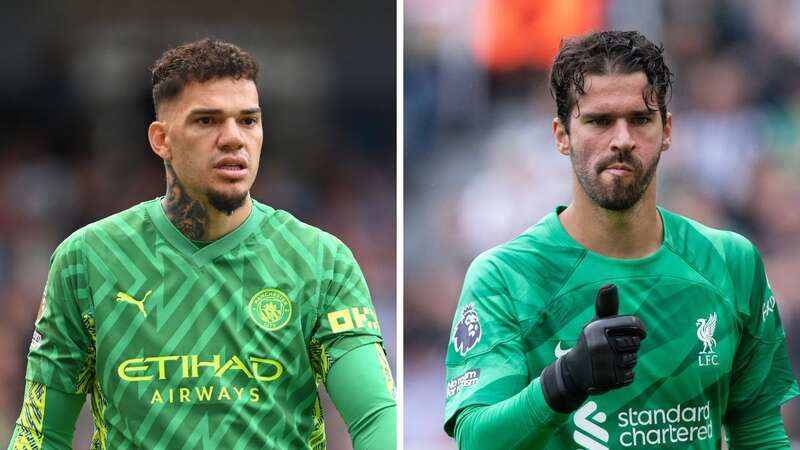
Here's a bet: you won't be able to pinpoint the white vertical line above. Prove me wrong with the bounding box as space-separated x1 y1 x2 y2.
396 0 404 449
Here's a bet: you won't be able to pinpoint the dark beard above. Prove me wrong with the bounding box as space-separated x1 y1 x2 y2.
207 189 248 216
572 150 659 211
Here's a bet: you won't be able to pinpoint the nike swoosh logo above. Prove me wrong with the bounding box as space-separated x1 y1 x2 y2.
554 341 571 358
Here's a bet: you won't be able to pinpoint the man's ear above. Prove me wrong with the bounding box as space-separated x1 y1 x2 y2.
553 118 571 156
661 112 672 151
148 120 171 161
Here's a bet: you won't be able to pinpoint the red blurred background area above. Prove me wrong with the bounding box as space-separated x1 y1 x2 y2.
473 0 606 71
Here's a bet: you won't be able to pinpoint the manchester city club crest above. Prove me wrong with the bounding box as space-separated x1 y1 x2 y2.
248 288 292 331
453 303 481 356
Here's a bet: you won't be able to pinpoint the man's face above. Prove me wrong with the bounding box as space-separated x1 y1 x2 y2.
158 77 262 214
555 72 671 211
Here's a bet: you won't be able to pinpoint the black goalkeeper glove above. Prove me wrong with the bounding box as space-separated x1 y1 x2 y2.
540 284 647 413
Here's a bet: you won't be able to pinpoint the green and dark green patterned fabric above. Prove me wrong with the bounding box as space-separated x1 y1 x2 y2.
18 198 385 449
10 382 45 450
445 206 799 449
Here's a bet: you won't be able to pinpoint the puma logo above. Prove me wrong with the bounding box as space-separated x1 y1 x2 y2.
115 290 152 318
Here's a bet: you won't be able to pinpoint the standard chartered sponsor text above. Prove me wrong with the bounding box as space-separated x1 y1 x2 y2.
617 401 713 447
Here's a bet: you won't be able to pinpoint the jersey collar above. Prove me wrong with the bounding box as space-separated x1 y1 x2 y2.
543 205 673 262
146 197 264 265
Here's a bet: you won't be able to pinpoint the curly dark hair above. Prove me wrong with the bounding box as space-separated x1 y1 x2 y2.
549 31 673 133
151 38 259 116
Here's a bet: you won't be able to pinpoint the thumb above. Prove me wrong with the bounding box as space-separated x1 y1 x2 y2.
595 284 619 318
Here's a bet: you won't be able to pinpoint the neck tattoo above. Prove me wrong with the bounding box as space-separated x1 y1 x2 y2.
164 162 207 240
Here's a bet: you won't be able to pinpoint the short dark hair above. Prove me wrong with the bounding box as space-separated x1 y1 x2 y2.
151 38 259 116
549 31 673 133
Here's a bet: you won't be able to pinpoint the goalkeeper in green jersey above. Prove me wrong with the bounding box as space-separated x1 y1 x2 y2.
444 30 799 449
7 39 395 450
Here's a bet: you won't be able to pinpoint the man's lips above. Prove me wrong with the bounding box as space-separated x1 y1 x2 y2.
213 157 248 179
214 156 248 170
602 163 634 176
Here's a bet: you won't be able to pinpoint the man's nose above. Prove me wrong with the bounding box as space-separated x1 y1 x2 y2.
218 118 245 150
609 119 635 152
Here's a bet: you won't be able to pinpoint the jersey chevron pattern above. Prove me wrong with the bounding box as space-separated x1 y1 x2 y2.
445 206 799 449
20 198 384 449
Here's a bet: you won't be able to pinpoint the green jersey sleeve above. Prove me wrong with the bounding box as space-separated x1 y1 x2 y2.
7 381 85 450
454 378 568 450
326 343 397 450
725 406 790 449
444 252 531 436
724 237 799 424
25 232 95 395
312 235 383 367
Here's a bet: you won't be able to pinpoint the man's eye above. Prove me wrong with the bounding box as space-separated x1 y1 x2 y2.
589 118 610 126
631 116 651 125
241 117 259 126
196 117 213 125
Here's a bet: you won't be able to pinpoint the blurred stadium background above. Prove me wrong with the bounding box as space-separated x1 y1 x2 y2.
405 0 800 448
0 2 394 448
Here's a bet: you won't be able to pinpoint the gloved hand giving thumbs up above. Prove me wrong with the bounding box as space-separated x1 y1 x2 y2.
540 284 647 413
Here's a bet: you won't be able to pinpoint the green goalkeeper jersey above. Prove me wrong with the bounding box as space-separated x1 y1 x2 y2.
20 198 386 450
445 206 799 449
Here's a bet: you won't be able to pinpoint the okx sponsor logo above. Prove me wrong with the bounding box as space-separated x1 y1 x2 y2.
573 401 714 448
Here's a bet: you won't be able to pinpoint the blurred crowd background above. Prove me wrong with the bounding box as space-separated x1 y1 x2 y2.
0 2 395 448
405 0 800 448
